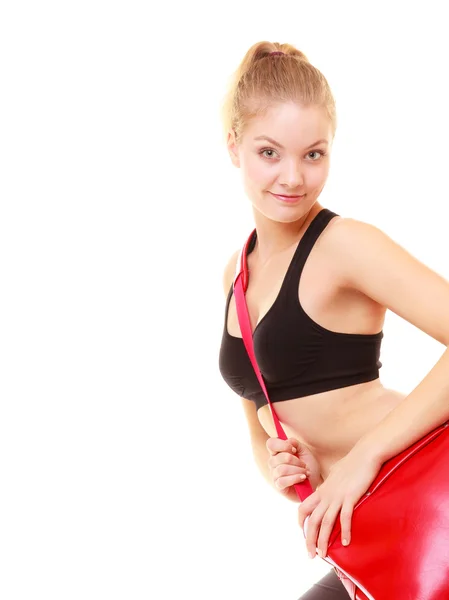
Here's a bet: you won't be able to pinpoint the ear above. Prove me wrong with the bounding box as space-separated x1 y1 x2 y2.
227 129 241 168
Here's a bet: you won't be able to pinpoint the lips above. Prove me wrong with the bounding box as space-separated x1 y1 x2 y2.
270 192 305 202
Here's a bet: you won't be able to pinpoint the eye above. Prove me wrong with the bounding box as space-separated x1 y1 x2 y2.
259 148 279 159
307 150 326 160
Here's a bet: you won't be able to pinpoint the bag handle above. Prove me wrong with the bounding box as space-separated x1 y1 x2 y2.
233 230 314 502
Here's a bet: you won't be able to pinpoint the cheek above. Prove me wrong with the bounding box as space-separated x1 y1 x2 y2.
308 164 329 188
244 156 274 186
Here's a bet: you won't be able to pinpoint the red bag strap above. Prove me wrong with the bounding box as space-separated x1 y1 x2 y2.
233 230 314 502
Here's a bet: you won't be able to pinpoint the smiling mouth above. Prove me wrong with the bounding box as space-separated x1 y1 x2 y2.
277 194 303 197
270 192 305 200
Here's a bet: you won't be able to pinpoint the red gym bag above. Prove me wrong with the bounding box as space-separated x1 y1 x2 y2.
233 229 449 600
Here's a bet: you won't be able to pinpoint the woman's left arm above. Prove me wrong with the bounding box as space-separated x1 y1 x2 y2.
299 217 449 560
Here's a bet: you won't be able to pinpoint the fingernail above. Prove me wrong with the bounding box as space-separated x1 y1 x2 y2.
342 539 349 546
299 475 306 480
317 549 323 558
308 551 315 559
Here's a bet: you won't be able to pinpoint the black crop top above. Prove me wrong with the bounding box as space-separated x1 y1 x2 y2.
218 208 383 411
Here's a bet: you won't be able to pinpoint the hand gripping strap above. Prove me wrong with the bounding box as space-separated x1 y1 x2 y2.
233 231 313 502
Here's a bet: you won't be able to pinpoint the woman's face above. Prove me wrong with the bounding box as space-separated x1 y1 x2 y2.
228 102 333 223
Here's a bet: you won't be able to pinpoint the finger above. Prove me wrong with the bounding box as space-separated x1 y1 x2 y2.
266 437 299 456
297 493 319 532
287 437 300 453
274 469 311 490
304 504 329 559
340 501 354 547
274 463 310 480
316 504 341 558
268 452 308 470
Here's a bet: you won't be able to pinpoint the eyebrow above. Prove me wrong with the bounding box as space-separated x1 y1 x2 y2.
253 136 329 150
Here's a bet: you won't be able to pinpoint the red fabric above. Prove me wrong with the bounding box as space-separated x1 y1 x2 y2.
234 228 449 599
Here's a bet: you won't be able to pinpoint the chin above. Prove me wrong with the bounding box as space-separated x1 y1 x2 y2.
254 196 317 223
271 212 308 224
257 207 308 224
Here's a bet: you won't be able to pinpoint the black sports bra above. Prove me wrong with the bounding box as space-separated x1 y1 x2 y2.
218 208 383 411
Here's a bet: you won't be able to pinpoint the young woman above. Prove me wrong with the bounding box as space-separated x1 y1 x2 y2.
218 41 449 599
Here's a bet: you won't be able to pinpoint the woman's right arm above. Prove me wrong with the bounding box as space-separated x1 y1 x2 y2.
223 250 317 501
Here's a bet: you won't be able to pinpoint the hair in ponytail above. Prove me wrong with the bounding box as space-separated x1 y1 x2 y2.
221 41 336 143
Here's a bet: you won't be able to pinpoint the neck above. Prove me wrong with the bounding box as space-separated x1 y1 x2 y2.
251 202 324 265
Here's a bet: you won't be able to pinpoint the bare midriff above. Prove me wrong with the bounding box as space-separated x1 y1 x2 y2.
257 379 406 479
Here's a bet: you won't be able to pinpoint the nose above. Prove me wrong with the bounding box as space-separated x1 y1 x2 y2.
279 159 304 189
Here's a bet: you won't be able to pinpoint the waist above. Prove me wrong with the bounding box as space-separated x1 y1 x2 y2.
257 378 406 477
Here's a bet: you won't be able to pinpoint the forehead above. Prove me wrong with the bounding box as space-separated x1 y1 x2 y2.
243 102 332 147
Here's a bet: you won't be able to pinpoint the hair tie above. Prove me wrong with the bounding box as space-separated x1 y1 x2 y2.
269 51 284 56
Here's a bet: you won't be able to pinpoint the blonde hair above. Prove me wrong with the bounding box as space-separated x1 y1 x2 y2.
221 41 337 143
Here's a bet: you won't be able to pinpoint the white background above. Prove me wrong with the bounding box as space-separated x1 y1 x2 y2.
1 1 448 598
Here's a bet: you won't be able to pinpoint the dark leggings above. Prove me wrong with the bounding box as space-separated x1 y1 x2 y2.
298 569 351 599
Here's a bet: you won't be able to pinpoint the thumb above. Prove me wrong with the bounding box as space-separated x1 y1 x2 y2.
287 437 301 454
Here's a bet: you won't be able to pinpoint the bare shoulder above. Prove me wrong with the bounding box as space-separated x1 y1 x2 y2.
321 214 405 268
222 248 241 296
321 214 382 248
319 215 388 282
